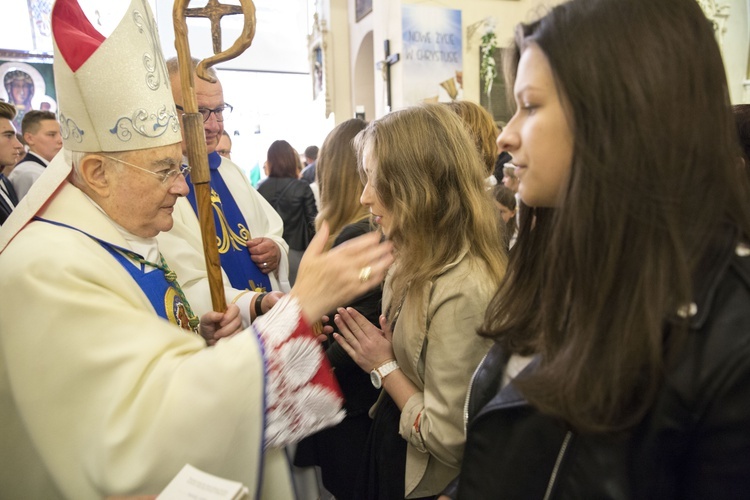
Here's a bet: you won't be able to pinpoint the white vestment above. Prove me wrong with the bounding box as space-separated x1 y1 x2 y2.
0 152 341 499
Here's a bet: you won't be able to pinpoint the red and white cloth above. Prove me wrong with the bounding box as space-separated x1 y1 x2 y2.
254 295 345 448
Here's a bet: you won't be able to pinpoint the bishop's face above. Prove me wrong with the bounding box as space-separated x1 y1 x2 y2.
102 143 189 238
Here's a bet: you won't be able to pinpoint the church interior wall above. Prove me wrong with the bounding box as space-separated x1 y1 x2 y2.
344 0 569 120
721 0 749 103
0 0 746 168
340 0 748 121
329 0 355 121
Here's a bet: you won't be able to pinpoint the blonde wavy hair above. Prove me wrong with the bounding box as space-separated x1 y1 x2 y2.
354 103 506 311
445 100 499 175
315 118 370 250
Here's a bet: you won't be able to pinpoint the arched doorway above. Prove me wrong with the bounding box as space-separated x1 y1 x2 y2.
353 31 375 122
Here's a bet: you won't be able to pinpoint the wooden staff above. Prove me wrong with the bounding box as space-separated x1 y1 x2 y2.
172 0 257 311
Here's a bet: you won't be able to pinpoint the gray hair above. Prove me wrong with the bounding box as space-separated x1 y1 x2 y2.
165 57 218 80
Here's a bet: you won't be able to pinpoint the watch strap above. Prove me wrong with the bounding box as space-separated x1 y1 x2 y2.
254 292 268 317
375 359 399 380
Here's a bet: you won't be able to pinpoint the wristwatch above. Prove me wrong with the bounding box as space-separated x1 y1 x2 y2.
370 360 399 389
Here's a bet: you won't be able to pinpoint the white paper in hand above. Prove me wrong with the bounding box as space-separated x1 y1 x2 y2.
157 464 249 500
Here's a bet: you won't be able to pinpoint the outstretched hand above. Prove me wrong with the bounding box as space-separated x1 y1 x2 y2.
334 308 394 373
199 303 243 346
291 223 394 322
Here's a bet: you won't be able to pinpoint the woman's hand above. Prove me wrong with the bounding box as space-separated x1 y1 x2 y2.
291 223 394 322
334 308 394 373
314 315 334 342
199 303 243 346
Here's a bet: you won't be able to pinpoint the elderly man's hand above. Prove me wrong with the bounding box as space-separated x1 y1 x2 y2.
247 237 280 274
199 303 243 346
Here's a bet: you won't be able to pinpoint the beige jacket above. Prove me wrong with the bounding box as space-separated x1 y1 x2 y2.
382 248 497 498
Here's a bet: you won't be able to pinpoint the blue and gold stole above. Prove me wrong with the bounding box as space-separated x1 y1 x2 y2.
185 152 271 292
100 246 199 334
36 218 199 334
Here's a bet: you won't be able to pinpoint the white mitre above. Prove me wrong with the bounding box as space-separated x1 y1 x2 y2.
0 0 181 250
52 0 180 152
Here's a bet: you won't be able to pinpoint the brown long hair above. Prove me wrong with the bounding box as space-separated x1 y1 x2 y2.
266 140 301 178
315 118 369 250
354 104 506 313
445 100 499 176
481 0 750 433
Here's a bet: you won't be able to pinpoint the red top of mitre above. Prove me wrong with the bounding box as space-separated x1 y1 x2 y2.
52 0 106 72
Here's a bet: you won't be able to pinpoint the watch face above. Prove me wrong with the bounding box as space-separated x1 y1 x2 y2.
370 370 382 389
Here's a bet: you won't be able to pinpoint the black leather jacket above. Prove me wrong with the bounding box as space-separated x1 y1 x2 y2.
257 177 317 251
447 233 750 499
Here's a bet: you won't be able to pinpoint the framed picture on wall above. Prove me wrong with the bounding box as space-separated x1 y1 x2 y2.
356 0 373 23
311 45 324 100
307 14 332 117
0 50 57 131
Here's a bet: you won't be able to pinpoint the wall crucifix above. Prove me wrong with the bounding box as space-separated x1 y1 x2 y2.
376 39 400 112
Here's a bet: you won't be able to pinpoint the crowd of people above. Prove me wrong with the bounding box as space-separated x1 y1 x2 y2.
1 0 750 498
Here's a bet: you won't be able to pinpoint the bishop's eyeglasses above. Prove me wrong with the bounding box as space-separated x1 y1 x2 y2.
175 103 233 123
101 155 191 185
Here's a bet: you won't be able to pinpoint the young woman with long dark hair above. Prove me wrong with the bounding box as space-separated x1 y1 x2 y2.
445 0 750 497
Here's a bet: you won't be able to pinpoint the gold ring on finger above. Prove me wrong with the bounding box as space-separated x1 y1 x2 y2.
359 265 372 283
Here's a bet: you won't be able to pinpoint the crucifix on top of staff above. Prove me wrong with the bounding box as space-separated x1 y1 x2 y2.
172 0 256 312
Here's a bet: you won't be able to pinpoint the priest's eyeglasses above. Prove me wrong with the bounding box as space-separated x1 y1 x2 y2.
101 155 191 185
175 103 233 123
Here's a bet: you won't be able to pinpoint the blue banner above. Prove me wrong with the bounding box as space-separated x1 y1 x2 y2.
401 5 463 106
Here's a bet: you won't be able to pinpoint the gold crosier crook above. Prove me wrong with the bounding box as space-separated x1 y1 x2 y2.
172 0 257 312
